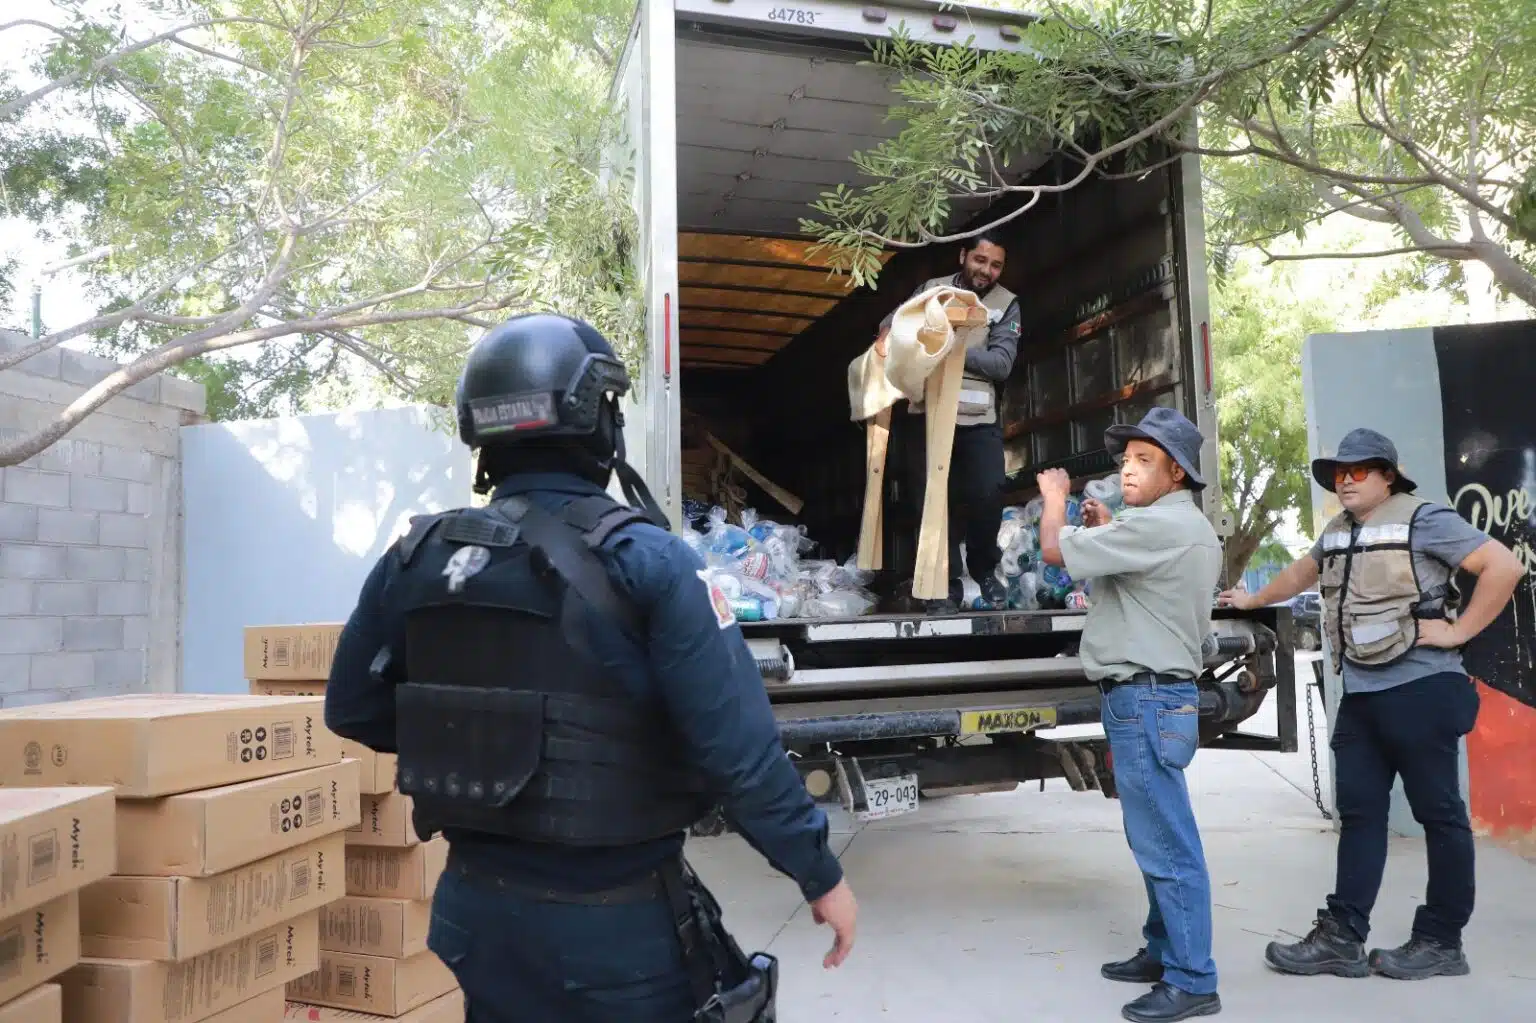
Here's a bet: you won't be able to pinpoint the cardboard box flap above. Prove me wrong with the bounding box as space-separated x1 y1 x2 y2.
0 982 62 1023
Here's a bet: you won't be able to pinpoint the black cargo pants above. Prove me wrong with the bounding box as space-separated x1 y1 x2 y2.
901 413 1005 597
429 861 696 1022
1327 671 1481 947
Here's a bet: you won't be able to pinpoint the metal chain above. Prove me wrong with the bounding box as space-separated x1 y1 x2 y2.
1305 663 1334 821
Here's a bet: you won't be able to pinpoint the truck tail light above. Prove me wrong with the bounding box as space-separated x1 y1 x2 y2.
664 292 673 381
1200 321 1212 393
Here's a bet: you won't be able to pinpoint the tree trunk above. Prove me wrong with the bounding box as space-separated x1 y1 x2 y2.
1222 530 1264 590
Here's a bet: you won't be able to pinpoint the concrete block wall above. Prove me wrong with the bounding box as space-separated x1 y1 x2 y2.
0 329 206 706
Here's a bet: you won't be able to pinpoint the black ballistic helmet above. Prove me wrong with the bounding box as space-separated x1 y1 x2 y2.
455 313 627 454
455 313 667 526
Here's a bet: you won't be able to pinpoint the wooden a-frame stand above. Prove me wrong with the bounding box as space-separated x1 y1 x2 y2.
856 304 987 601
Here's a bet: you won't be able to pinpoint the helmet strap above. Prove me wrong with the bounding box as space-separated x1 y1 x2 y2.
611 423 670 529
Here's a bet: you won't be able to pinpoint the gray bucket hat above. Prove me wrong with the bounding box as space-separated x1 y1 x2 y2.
1104 407 1206 490
1311 428 1417 493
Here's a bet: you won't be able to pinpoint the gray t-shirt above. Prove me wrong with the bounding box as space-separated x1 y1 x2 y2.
1059 489 1223 682
1309 503 1491 693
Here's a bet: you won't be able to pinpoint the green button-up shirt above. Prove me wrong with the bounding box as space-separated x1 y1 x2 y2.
1058 489 1221 682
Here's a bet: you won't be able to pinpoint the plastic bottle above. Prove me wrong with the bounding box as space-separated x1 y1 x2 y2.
1084 475 1125 515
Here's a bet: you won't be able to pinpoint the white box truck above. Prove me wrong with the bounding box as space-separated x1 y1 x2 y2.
608 0 1297 825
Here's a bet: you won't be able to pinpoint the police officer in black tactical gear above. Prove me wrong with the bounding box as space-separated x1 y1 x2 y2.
323 313 858 1022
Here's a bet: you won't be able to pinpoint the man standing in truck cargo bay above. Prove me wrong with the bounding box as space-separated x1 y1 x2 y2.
323 313 858 1022
874 232 1022 613
1038 407 1223 1023
1220 428 1521 982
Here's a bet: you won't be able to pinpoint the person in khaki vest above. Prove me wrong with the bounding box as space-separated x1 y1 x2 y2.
874 232 1022 612
1219 428 1522 981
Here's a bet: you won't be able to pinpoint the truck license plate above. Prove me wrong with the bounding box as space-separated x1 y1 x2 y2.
960 706 1058 735
858 773 919 821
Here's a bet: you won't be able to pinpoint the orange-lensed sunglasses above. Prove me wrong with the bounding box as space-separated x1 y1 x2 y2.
1334 464 1380 484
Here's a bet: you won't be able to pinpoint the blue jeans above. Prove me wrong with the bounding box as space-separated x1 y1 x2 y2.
1102 679 1218 995
428 863 696 1023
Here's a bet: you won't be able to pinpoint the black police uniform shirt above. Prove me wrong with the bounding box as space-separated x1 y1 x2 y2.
324 471 845 901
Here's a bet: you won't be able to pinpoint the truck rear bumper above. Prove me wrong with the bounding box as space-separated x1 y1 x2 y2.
774 681 1237 746
761 607 1296 757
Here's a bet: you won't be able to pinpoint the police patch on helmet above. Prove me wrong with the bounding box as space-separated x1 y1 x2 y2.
696 569 737 630
469 391 557 434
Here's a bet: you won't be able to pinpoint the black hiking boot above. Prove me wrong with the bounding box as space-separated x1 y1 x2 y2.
1368 937 1470 980
1102 948 1164 984
1263 910 1369 978
1121 982 1221 1022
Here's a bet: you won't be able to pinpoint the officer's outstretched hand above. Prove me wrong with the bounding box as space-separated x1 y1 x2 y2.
810 879 858 968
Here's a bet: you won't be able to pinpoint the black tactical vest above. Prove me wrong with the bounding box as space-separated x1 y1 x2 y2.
389 491 712 846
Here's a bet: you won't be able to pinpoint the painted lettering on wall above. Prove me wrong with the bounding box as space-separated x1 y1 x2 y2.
1453 481 1536 575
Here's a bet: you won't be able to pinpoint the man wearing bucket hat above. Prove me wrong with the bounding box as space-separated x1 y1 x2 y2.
1220 427 1521 981
1037 406 1224 1022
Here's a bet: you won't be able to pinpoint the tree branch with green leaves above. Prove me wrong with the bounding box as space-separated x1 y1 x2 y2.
2 0 641 460
801 0 1535 309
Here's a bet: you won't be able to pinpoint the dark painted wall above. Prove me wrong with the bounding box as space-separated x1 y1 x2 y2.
1434 318 1536 850
1436 319 1536 713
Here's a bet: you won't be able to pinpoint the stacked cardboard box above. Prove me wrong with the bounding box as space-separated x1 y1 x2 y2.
0 694 359 1023
283 990 464 1022
245 625 460 1019
0 786 116 1019
244 626 395 798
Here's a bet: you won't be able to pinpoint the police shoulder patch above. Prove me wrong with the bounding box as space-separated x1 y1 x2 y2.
696 568 737 630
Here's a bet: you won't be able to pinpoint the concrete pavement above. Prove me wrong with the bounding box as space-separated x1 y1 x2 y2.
687 661 1536 1021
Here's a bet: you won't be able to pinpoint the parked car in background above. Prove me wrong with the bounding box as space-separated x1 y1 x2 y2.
1287 591 1322 651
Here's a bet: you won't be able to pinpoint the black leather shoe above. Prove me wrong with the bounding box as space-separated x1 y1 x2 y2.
1368 937 1470 980
923 597 960 616
1102 948 1164 984
1263 909 1369 978
1121 983 1221 1022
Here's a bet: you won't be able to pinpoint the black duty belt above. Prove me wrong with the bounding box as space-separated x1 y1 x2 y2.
1097 671 1195 695
449 859 665 905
